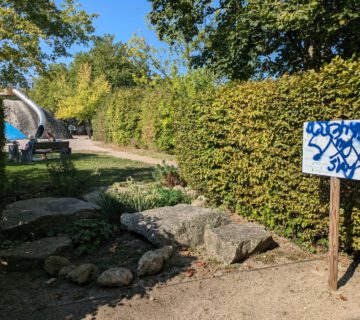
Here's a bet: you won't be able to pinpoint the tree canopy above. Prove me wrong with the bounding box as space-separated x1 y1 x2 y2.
147 0 360 79
0 0 96 86
55 63 110 126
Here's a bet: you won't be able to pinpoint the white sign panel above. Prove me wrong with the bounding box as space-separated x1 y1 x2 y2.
303 120 360 180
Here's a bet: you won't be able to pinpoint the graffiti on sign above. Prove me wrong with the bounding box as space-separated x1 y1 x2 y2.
302 120 360 180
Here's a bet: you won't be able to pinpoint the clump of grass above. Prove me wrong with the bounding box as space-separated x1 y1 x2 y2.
97 179 191 223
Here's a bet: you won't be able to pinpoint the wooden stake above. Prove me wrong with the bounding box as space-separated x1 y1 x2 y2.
328 176 340 291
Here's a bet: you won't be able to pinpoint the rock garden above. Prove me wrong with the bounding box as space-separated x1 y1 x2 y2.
0 160 312 320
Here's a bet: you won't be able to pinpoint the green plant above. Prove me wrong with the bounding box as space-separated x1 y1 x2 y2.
48 219 113 254
46 156 81 196
149 187 191 207
97 180 191 221
176 57 360 252
0 239 22 251
153 161 186 188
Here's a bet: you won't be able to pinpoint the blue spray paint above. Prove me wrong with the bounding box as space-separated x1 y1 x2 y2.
306 121 360 179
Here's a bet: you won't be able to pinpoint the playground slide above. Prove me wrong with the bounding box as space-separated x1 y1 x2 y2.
11 87 46 139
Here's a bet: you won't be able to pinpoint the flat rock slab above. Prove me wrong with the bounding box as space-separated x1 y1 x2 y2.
120 204 231 247
204 224 274 264
0 236 71 270
0 197 100 234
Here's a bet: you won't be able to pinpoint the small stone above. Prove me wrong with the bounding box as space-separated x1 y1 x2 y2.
191 195 207 207
185 189 198 199
173 185 185 192
68 264 99 284
44 256 69 276
149 296 155 301
46 278 57 285
97 267 133 287
59 264 76 278
137 246 174 277
156 246 173 260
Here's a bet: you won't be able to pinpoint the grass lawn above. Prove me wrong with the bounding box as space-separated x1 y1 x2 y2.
3 153 155 204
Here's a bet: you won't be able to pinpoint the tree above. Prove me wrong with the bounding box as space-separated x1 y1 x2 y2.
55 63 110 137
71 34 142 88
29 63 71 112
147 0 360 79
71 34 167 88
0 0 96 86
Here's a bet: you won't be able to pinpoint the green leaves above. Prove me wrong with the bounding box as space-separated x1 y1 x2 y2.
55 63 110 122
176 57 360 252
0 0 96 85
48 219 113 254
148 0 360 79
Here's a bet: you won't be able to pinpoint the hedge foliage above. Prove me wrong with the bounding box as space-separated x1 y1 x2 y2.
176 57 360 252
0 98 5 201
93 69 217 153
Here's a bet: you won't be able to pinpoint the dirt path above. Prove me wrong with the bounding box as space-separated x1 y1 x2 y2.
28 257 360 320
88 259 360 320
69 136 177 166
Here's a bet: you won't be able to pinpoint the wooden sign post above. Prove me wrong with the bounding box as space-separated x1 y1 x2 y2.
328 177 340 291
303 120 360 291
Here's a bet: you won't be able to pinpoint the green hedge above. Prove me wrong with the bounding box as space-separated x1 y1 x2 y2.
93 87 169 150
176 57 360 252
0 98 5 201
93 69 217 153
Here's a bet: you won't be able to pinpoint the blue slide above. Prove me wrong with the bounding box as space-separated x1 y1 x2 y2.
5 122 27 140
4 87 46 140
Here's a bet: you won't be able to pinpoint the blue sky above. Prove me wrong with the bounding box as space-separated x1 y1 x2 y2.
56 0 169 63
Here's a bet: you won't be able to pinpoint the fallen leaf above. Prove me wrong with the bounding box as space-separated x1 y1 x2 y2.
185 268 196 277
196 261 206 268
339 294 348 301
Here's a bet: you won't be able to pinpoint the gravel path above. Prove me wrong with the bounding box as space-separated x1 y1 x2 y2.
69 136 177 166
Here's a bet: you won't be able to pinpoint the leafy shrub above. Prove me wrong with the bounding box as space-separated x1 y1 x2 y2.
48 219 113 254
176 57 360 252
46 156 82 196
153 161 186 187
92 69 217 153
150 187 190 207
97 181 191 221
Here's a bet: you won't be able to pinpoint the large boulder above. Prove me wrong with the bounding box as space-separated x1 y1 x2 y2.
0 236 71 270
137 246 173 277
97 267 133 287
204 224 274 264
121 204 230 247
0 197 100 235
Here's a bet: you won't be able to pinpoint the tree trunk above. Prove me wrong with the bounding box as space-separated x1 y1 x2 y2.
84 120 92 139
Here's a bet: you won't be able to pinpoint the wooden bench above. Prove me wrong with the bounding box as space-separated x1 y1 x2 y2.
21 141 71 162
33 141 71 156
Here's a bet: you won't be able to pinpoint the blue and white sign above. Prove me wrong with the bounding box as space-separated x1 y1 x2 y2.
303 120 360 180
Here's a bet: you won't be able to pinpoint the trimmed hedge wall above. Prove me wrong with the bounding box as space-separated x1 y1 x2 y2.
0 98 5 201
176 57 360 251
93 69 217 153
92 86 173 151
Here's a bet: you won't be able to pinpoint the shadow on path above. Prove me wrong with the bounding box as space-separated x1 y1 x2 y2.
338 257 360 289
